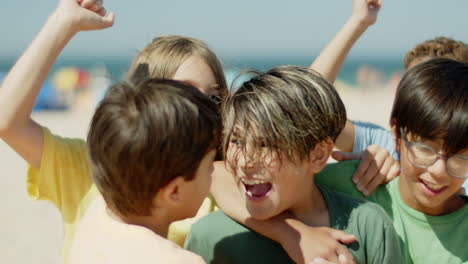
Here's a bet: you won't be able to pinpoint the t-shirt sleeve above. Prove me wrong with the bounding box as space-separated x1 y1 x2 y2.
352 121 399 160
372 221 405 264
26 127 93 221
358 204 404 264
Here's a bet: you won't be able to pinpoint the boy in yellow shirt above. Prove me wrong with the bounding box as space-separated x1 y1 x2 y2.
1 1 223 262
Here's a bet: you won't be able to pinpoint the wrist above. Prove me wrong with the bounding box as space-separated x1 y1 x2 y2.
48 10 80 37
348 15 372 31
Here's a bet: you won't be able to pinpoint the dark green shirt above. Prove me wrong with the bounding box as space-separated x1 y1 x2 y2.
185 185 403 264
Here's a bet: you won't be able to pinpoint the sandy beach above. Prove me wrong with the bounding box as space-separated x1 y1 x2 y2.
0 85 394 263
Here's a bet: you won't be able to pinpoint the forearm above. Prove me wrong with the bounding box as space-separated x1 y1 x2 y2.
335 120 356 152
0 11 77 133
310 17 369 83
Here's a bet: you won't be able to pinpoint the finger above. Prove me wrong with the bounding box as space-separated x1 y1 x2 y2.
329 229 356 244
338 253 355 264
311 258 329 264
458 187 466 195
90 11 114 29
384 162 400 183
355 160 379 192
97 7 107 16
361 154 394 195
331 151 361 162
89 0 103 12
355 145 387 187
361 169 385 196
80 0 96 8
336 246 355 264
100 11 115 28
351 152 372 184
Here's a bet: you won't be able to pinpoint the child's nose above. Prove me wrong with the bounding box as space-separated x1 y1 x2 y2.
237 151 256 170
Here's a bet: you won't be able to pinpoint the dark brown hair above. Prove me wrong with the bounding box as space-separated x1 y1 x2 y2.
87 78 221 216
391 58 468 156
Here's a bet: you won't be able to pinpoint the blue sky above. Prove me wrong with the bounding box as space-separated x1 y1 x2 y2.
2 0 468 59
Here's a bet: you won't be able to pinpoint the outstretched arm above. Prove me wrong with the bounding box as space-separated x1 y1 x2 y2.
310 0 382 152
0 0 114 168
310 0 381 84
211 162 356 264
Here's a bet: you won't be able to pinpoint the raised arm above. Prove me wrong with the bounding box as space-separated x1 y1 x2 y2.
310 0 381 84
211 162 356 264
309 0 381 152
0 0 114 168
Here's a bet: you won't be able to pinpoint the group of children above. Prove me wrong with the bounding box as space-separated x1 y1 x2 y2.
0 0 467 263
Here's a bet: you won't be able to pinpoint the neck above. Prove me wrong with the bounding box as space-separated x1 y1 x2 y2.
106 206 170 238
289 180 330 227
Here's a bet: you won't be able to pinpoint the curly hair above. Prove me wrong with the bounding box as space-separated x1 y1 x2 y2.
403 37 468 69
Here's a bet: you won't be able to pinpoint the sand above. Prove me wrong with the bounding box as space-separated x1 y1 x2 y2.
0 86 394 263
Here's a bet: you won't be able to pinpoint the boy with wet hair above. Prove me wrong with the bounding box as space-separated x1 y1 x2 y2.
185 66 404 264
68 77 221 263
316 58 468 263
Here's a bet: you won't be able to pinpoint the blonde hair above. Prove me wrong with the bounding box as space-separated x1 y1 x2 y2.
127 35 227 100
222 66 346 164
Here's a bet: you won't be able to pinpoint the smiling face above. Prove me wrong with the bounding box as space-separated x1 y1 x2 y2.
397 132 467 216
221 66 347 220
226 128 321 221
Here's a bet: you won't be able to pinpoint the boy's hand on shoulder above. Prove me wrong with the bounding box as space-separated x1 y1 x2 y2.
54 0 114 32
281 222 356 264
332 145 400 196
351 0 382 27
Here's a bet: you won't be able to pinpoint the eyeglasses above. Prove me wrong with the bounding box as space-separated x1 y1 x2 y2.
400 128 468 179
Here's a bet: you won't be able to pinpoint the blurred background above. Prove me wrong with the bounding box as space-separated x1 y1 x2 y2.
1 0 468 263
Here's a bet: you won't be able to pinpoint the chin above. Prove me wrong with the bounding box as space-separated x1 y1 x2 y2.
245 203 279 221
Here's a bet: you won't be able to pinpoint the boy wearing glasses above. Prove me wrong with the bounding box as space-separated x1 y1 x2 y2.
316 58 468 263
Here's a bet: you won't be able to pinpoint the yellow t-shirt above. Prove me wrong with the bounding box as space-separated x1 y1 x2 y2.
27 127 217 262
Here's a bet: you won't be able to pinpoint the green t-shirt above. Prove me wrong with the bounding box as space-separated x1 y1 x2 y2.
185 185 403 264
316 160 468 264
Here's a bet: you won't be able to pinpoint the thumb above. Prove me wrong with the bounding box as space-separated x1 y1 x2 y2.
331 151 361 161
329 229 356 244
96 11 115 29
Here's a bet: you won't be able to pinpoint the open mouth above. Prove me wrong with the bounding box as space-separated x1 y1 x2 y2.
240 178 272 200
420 179 447 196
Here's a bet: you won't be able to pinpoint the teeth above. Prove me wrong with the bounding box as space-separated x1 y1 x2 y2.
241 177 269 185
423 181 444 191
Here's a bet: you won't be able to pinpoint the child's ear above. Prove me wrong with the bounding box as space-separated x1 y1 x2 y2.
154 176 186 208
309 139 334 173
390 120 401 153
